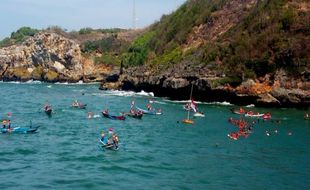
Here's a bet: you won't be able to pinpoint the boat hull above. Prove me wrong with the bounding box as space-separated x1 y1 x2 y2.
136 107 162 115
182 119 194 124
102 112 126 120
1 126 40 134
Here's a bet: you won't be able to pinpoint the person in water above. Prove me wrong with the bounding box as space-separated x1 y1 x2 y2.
100 132 110 145
7 120 11 129
239 107 245 114
112 134 119 148
87 112 93 119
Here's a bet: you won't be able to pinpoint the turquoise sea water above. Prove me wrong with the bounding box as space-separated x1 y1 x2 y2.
0 82 309 190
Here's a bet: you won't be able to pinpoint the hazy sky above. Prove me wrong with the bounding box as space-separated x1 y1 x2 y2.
0 0 186 39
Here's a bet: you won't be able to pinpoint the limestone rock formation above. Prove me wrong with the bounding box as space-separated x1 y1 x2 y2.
0 32 83 82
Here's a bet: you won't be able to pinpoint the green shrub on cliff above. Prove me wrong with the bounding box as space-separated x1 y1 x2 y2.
0 27 39 47
82 35 129 54
0 37 11 47
11 27 39 43
122 31 155 67
94 53 121 66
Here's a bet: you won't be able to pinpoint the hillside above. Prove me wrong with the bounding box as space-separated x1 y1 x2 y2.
109 0 310 107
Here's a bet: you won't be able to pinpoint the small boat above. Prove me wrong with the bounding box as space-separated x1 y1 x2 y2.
102 112 126 120
181 84 195 124
245 112 264 118
230 108 246 115
72 102 87 109
99 139 119 151
182 119 194 124
136 107 162 115
1 126 39 134
193 112 205 117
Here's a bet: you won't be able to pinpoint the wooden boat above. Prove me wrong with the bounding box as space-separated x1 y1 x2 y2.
230 108 245 115
102 112 126 120
1 126 39 134
182 84 194 125
99 139 119 151
182 119 194 124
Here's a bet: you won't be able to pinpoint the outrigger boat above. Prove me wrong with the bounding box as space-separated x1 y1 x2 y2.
99 139 119 151
102 111 126 120
136 107 162 115
1 126 39 134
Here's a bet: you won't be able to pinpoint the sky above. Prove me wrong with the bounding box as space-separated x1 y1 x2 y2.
0 0 186 40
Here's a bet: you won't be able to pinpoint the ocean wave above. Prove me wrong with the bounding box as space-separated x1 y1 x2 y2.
1 81 21 84
97 90 155 97
246 104 255 108
207 101 233 106
55 81 100 85
25 80 42 84
163 99 233 106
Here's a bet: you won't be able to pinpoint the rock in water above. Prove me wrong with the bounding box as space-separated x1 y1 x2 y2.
0 32 83 82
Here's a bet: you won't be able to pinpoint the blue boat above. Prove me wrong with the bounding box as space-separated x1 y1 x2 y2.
1 126 40 134
136 107 162 115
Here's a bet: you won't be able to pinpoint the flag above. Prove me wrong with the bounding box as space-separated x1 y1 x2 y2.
190 98 197 112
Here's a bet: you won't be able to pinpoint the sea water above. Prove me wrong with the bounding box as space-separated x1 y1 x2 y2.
0 82 309 189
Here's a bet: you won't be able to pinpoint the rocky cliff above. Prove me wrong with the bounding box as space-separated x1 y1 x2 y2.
0 32 84 82
99 0 310 107
0 32 118 82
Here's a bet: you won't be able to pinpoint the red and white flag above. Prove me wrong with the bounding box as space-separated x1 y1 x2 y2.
190 99 197 113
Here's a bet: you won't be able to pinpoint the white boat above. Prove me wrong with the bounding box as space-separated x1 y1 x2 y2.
193 112 205 117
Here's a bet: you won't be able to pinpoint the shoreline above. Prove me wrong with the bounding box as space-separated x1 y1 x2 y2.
1 78 309 109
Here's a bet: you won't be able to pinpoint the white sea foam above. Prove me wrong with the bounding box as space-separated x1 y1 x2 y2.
208 101 233 106
99 90 155 97
25 80 42 84
5 81 21 84
246 104 255 108
55 81 99 85
163 99 233 106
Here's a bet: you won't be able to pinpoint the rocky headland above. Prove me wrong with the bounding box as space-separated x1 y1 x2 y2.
0 32 116 83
